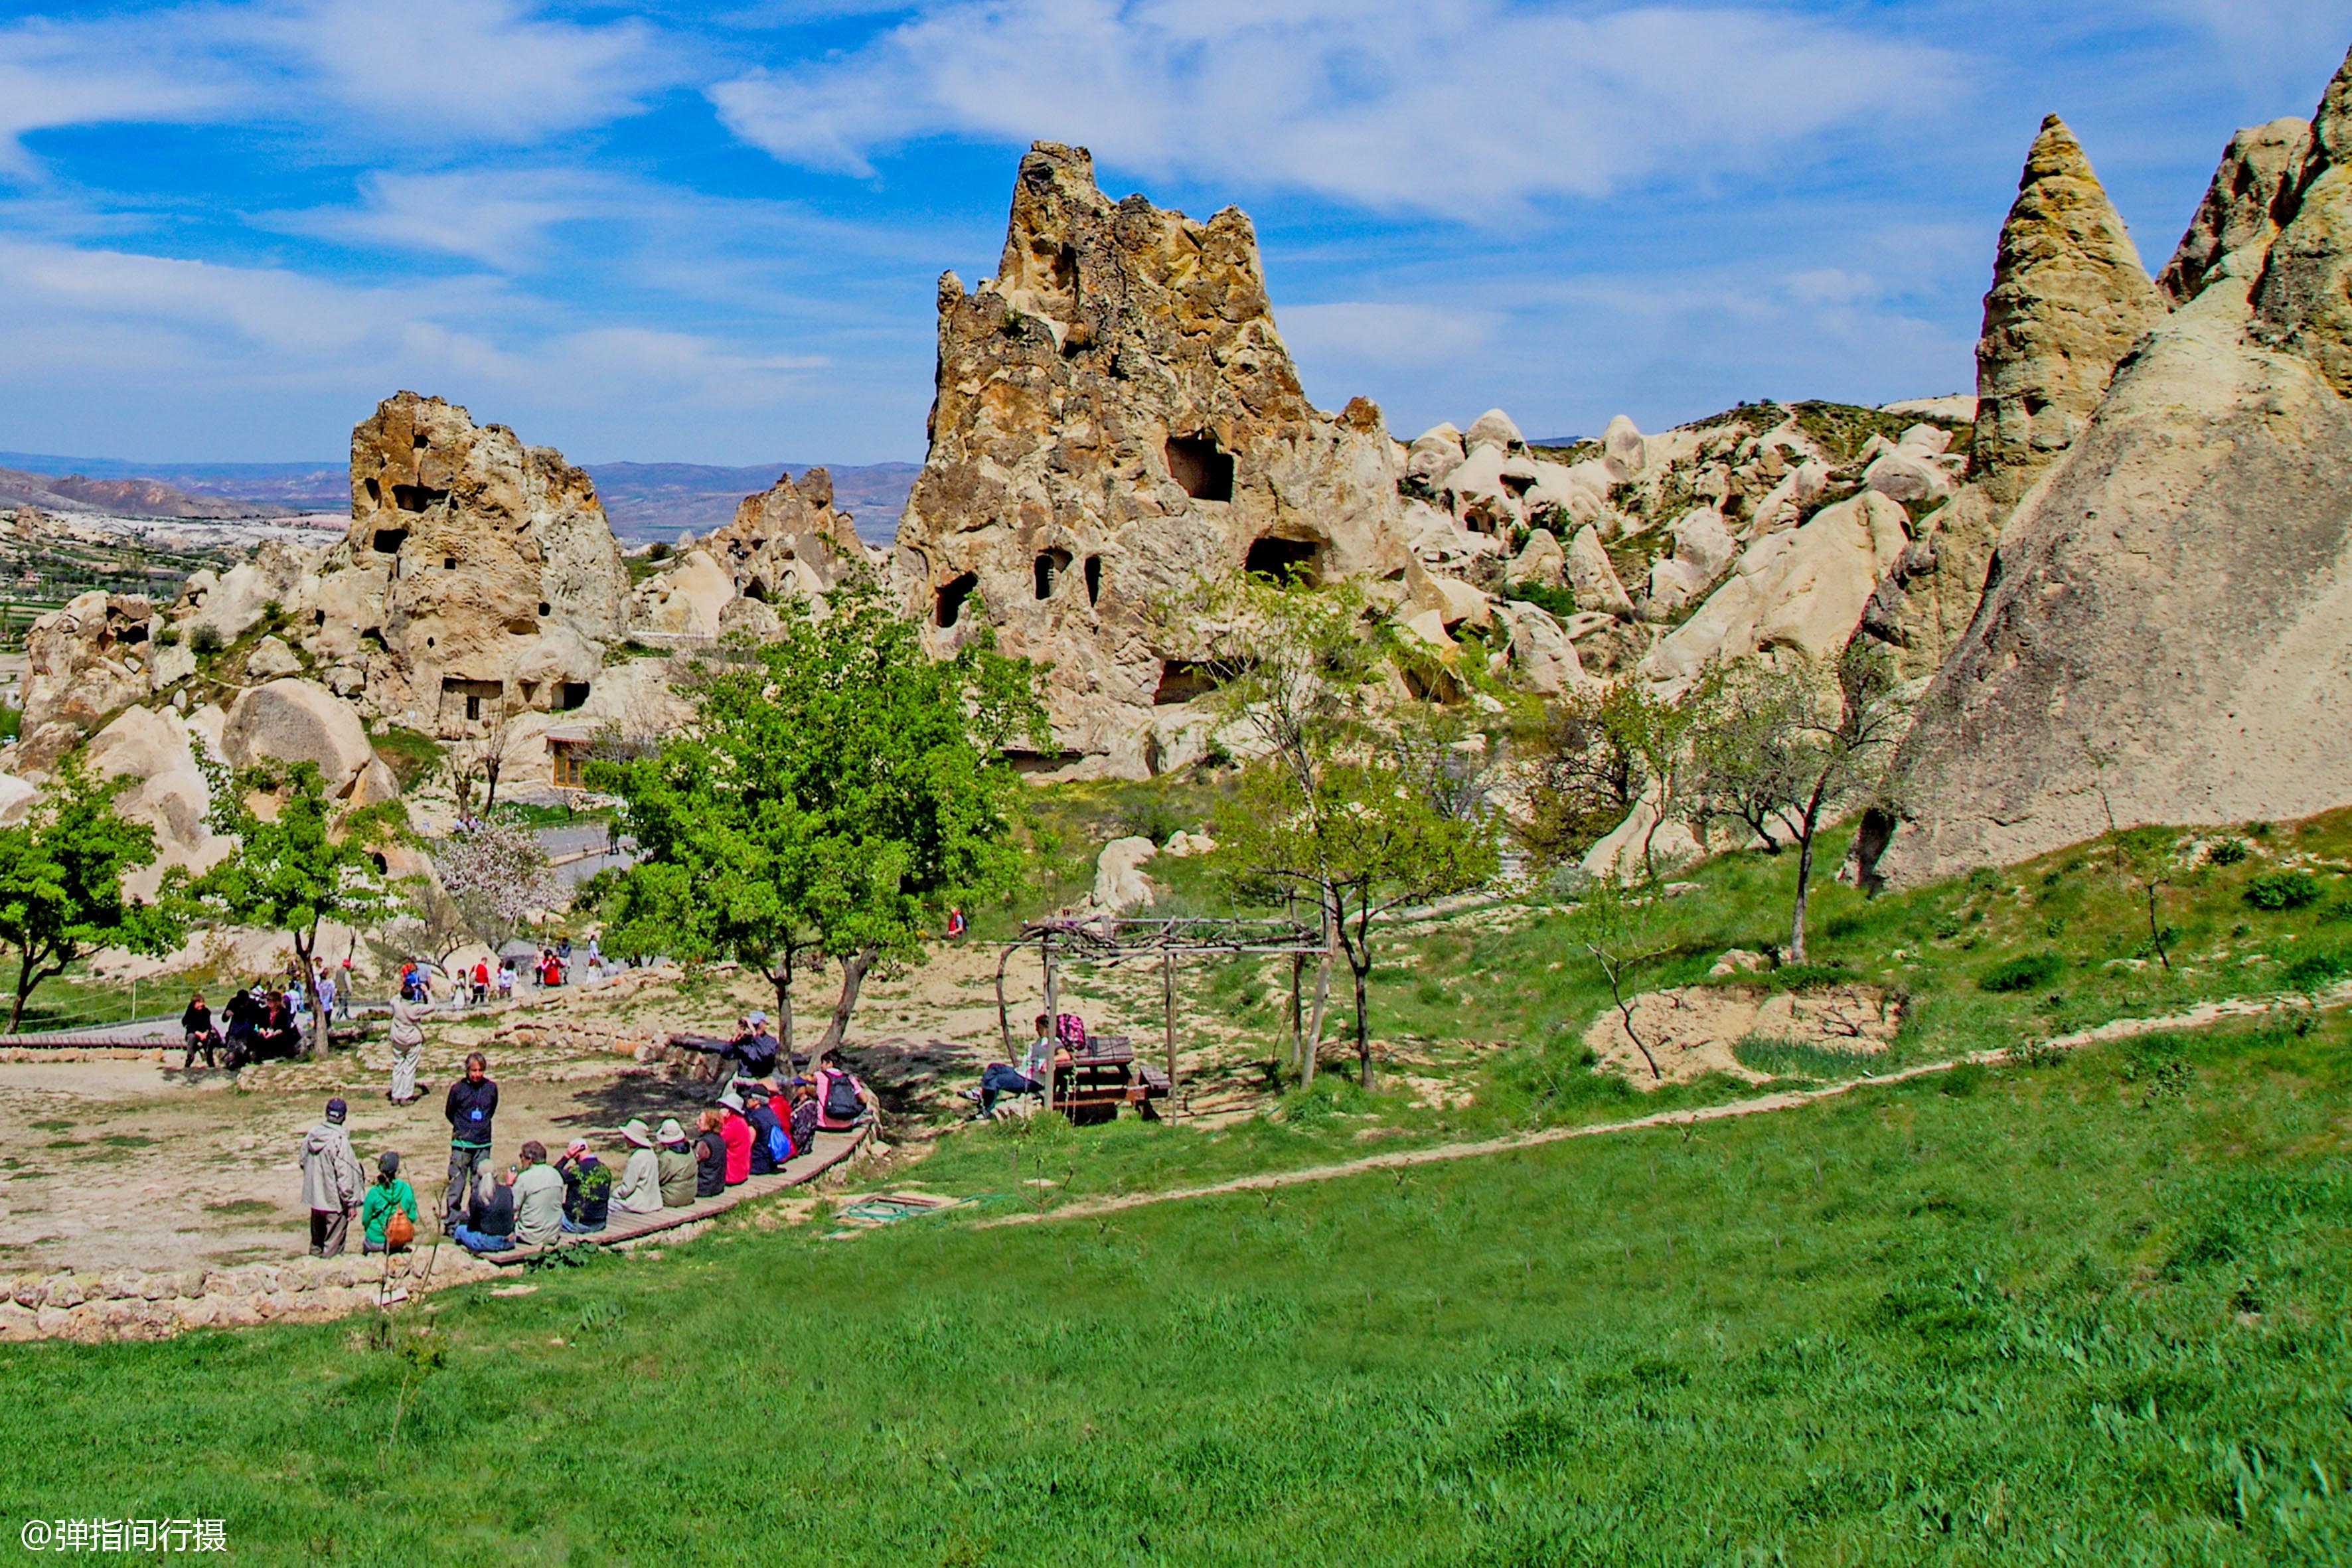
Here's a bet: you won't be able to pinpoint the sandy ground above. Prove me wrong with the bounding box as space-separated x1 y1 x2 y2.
0 933 1306 1278
1585 983 1901 1086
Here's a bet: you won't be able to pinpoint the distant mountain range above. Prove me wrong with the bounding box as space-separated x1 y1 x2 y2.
0 451 920 546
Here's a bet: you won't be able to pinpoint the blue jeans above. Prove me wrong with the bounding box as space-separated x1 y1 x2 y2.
452 1225 512 1253
561 1216 605 1234
980 1063 1041 1114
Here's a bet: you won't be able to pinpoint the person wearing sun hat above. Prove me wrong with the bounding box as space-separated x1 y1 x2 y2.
613 1119 663 1216
717 1089 753 1186
655 1118 698 1206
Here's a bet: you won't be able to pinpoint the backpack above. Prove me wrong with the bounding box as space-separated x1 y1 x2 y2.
821 1068 864 1125
765 1119 792 1166
385 1208 414 1250
1056 1014 1087 1049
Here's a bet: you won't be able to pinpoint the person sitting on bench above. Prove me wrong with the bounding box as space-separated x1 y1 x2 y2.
970 1015 1059 1119
180 991 219 1070
556 1140 612 1234
510 1142 566 1249
452 1166 517 1254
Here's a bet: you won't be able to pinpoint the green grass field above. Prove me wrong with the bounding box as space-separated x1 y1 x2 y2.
7 1008 2350 1563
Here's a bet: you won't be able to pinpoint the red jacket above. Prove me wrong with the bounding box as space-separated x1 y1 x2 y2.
720 1111 752 1184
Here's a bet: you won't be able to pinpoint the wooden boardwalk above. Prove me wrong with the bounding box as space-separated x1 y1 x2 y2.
483 1126 870 1265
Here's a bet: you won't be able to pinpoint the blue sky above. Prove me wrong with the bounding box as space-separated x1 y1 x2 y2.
0 1 2346 467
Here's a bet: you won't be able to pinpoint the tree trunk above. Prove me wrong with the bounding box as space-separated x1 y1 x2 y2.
1352 955 1373 1090
1788 806 1822 964
297 929 325 1059
771 946 797 1063
1302 884 1335 1087
483 759 503 811
9 947 36 1032
814 947 876 1054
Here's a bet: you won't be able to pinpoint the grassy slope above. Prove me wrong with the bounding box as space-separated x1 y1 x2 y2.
7 1012 2350 1563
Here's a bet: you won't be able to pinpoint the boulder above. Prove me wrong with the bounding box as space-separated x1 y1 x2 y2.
1644 492 1909 682
1565 525 1635 619
17 592 153 767
83 706 228 896
175 540 316 646
1464 408 1524 453
635 550 734 637
1603 414 1648 471
1971 116 2169 507
1090 836 1159 911
245 636 301 680
1405 424 1466 486
220 680 374 793
1504 528 1567 589
1502 601 1585 695
633 468 869 635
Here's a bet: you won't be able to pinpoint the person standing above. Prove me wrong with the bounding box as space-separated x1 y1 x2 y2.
388 990 429 1105
299 1097 362 1257
441 1053 498 1231
510 1141 566 1249
360 1151 418 1254
315 965 338 1036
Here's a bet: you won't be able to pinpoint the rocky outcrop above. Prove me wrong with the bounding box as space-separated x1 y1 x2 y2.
81 706 228 898
1863 118 2167 676
2254 49 2352 394
890 143 1407 775
1089 836 1158 911
2159 118 2312 305
1971 116 2168 508
17 592 155 769
632 467 874 633
1868 47 2352 886
220 678 376 794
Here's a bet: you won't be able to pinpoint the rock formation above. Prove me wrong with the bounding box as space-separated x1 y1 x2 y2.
1862 116 2167 676
1867 46 2352 886
17 592 154 769
2159 118 2312 305
631 467 874 635
1970 117 2169 509
890 142 1408 775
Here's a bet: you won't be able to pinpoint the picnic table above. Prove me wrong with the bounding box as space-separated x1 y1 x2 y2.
1052 1034 1170 1125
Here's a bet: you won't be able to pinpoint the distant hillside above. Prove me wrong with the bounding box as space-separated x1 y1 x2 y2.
0 450 918 544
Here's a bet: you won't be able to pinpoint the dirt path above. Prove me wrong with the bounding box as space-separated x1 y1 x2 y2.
979 990 2302 1229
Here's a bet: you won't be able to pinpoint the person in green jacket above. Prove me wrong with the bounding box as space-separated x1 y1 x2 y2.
360 1151 419 1253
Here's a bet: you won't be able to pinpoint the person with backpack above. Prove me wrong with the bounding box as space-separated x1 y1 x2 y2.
656 1118 698 1206
441 1053 499 1233
743 1085 790 1175
716 1091 752 1186
360 1151 419 1254
789 1079 820 1154
556 1140 613 1234
816 1050 877 1131
692 1110 728 1199
299 1097 362 1257
613 1119 663 1217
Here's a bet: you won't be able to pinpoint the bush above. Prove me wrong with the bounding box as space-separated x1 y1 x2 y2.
2244 871 2321 911
189 624 225 656
1506 582 1579 622
153 625 181 648
2280 949 2348 992
1979 951 2063 993
1121 801 1187 846
2205 837 2249 866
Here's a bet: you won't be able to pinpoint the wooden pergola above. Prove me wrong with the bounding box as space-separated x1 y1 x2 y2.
993 915 1326 1119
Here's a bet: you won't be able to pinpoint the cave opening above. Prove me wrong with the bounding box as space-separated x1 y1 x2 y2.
1244 536 1318 584
1166 434 1235 502
1084 554 1102 607
934 572 979 628
371 526 407 555
1033 548 1072 601
1154 661 1222 706
392 483 449 513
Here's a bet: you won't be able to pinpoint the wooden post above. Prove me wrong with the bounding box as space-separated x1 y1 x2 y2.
992 941 1016 1058
1163 949 1178 1121
1289 955 1304 1075
1040 934 1059 1118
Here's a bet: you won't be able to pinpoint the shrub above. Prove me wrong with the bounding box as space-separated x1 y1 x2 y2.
1939 1061 1985 1097
2206 837 2249 866
1762 961 1849 992
2280 949 2348 992
189 624 225 656
2244 871 2321 911
1121 800 1187 846
1979 951 2063 992
153 625 181 648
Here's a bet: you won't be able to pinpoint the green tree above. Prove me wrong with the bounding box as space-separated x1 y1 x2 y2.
1522 673 1715 878
595 574 1046 1055
1565 870 1676 1083
1688 646 1909 962
1182 574 1500 1086
189 757 400 1056
0 761 181 1031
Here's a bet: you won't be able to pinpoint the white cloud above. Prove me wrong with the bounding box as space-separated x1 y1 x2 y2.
710 0 1962 220
1278 301 1499 369
0 14 244 174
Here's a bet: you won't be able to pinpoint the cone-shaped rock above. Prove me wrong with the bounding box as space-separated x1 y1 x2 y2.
2159 116 2312 305
1971 116 2167 507
890 142 1406 778
2253 46 2352 394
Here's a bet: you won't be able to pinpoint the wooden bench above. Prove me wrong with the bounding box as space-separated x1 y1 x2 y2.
1051 1036 1170 1125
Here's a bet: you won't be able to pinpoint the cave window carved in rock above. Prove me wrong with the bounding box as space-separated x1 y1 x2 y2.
744 578 769 603
1084 554 1102 607
441 676 505 730
1244 536 1318 584
393 484 449 513
1154 661 1222 706
558 681 591 712
935 572 979 628
1166 435 1235 503
364 478 382 508
1034 548 1071 601
371 526 407 555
